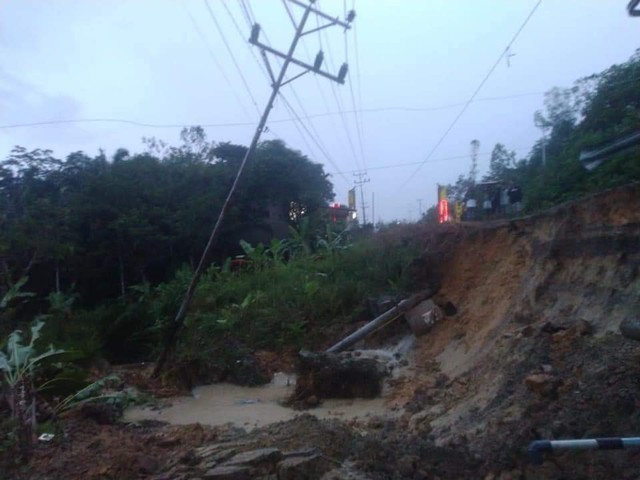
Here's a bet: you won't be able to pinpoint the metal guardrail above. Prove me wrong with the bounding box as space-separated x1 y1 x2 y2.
579 131 640 171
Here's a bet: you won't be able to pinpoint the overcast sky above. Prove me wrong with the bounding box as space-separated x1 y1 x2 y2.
1 1 638 221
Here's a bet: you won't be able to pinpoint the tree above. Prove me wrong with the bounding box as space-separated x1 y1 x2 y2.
484 143 518 184
0 131 335 307
447 139 481 202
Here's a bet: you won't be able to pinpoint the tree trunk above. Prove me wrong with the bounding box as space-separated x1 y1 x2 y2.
118 252 125 297
55 261 60 293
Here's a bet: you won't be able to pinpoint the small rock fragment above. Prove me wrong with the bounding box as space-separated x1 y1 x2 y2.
524 373 562 398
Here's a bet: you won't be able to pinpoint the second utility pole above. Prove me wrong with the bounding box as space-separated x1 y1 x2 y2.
354 171 370 225
155 0 354 375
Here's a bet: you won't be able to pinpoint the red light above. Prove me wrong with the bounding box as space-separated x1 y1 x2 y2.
438 199 449 223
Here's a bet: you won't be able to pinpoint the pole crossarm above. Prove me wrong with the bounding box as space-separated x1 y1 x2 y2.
288 0 352 29
301 22 341 37
250 38 347 84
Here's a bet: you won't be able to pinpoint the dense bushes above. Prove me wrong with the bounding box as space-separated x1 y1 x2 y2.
139 225 423 382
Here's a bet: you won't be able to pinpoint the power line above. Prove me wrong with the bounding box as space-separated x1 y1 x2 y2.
352 5 367 169
220 0 270 82
282 0 356 175
238 0 254 25
243 0 257 24
203 0 261 116
344 0 367 172
8 72 632 131
278 93 350 185
319 18 363 173
276 94 326 171
0 91 548 130
282 0 297 29
182 3 253 120
326 147 531 175
400 0 543 189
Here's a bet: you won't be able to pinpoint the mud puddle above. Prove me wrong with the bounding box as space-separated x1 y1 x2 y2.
125 371 396 431
126 337 417 430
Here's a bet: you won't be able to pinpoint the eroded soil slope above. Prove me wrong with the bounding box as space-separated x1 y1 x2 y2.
382 183 640 478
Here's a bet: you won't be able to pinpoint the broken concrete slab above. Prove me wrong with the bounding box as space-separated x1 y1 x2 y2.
405 299 444 336
291 350 389 406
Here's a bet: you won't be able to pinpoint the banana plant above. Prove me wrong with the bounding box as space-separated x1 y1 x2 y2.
0 276 35 309
0 319 64 448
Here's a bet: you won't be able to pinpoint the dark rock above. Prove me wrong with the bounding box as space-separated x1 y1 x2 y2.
541 322 566 334
228 347 270 386
281 448 319 459
154 435 181 448
576 319 594 336
442 301 458 316
136 455 159 474
620 317 640 341
179 449 200 466
291 350 388 406
226 447 282 474
203 465 251 480
524 374 562 398
435 373 449 388
213 448 241 463
397 455 420 477
304 395 320 408
80 402 120 425
277 454 332 479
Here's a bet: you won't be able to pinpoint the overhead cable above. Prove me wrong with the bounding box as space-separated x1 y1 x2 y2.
400 0 543 189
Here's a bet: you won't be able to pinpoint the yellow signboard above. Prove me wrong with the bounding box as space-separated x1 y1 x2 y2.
348 188 356 210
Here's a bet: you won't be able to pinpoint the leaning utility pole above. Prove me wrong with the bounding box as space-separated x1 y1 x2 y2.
353 171 370 225
154 0 354 376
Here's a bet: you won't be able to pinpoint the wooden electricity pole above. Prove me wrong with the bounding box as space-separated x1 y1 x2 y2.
155 0 354 376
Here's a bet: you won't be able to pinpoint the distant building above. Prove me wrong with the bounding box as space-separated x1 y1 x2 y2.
324 202 356 225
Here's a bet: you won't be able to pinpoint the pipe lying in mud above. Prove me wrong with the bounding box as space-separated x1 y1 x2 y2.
325 290 433 353
529 437 640 465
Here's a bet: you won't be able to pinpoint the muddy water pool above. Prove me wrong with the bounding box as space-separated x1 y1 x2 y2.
125 372 396 431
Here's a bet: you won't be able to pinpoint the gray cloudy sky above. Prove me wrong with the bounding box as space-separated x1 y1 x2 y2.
1 1 638 221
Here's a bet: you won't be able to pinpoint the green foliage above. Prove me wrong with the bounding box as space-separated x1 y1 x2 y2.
140 228 420 381
0 277 34 310
0 320 64 389
0 320 65 454
0 133 333 309
443 49 640 213
52 374 140 415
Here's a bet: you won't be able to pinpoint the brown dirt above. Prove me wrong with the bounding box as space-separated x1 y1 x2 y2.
109 363 189 398
10 413 232 480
